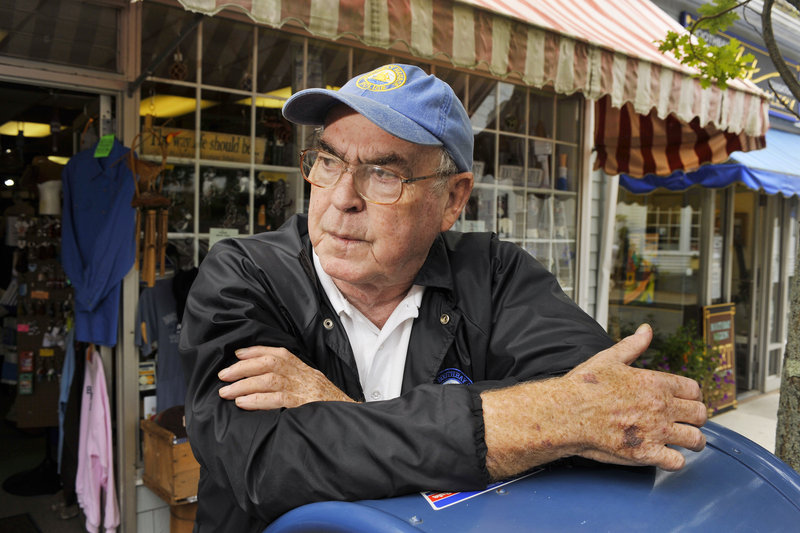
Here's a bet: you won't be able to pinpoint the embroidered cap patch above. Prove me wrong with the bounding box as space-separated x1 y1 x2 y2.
356 64 407 92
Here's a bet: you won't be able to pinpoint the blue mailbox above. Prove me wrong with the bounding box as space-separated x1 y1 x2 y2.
266 421 800 532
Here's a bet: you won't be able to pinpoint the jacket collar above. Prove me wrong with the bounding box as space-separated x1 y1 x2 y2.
413 233 454 292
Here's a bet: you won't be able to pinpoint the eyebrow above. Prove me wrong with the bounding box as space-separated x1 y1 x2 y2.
317 138 414 175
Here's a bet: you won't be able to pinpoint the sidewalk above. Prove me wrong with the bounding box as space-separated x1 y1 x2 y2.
711 391 780 453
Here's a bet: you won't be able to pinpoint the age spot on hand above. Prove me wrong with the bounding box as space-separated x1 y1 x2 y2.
582 373 599 384
623 425 643 448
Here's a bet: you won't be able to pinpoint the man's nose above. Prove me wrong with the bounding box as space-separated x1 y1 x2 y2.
330 168 365 210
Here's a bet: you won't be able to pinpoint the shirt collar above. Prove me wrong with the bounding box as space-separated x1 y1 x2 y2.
312 250 350 317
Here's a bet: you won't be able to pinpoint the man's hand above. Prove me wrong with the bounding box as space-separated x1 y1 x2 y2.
482 324 707 480
217 346 355 409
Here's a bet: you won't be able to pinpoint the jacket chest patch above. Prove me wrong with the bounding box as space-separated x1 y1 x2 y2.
434 367 473 385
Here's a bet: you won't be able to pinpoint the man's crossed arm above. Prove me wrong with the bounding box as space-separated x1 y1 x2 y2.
215 323 706 480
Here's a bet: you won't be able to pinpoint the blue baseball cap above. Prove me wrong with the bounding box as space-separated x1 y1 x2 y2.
282 64 474 173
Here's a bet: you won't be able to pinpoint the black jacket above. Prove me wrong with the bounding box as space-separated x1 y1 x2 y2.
179 214 613 532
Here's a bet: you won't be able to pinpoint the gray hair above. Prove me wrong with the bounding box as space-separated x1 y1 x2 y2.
430 148 459 195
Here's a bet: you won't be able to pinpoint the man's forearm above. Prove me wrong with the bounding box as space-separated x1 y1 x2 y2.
481 324 708 479
482 378 580 479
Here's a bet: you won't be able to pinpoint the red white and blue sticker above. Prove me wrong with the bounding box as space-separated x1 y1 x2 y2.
420 470 541 510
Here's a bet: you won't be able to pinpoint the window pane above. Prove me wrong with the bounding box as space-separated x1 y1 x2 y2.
468 78 497 131
254 170 302 232
497 189 525 240
258 28 302 94
162 164 195 234
202 19 254 89
142 3 197 82
555 94 581 143
199 88 255 164
1 0 119 72
554 145 579 193
473 130 496 181
608 189 703 340
530 92 554 139
199 166 250 233
140 81 197 130
256 105 295 167
140 81 196 161
307 41 350 89
528 139 554 190
498 83 526 134
498 135 524 186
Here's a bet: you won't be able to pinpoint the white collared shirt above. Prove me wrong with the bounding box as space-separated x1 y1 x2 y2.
313 251 424 401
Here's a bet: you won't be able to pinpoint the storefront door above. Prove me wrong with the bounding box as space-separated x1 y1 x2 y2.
735 192 797 394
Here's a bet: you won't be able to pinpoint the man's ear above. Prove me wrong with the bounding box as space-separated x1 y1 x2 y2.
440 172 474 232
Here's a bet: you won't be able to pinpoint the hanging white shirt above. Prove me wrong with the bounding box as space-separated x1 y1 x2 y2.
313 250 424 402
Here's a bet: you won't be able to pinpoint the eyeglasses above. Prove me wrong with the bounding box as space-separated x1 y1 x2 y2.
299 149 443 205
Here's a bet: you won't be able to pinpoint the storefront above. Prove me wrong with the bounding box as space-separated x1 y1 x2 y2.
601 0 800 400
607 126 800 397
0 0 771 529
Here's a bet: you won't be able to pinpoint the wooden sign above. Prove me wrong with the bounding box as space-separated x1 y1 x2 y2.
702 303 737 414
141 126 267 164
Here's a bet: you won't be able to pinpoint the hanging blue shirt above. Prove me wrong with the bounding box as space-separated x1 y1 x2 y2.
61 139 136 346
135 278 187 412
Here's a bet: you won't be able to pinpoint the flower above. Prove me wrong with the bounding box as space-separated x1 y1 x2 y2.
643 321 733 415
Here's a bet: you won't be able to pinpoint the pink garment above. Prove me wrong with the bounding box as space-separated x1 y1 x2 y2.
75 347 120 533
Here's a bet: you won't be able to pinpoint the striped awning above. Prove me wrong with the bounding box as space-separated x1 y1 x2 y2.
175 0 770 177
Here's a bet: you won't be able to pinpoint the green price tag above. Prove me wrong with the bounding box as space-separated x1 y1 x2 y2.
94 134 115 158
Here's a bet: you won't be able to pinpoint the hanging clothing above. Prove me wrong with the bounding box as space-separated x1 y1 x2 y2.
57 328 76 473
60 338 86 508
61 139 136 347
135 278 188 412
76 347 120 533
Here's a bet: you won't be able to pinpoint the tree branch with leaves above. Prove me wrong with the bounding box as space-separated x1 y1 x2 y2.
658 0 800 120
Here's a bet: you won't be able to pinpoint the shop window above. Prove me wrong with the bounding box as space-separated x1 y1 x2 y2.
202 19 254 90
306 42 350 89
140 81 197 133
257 28 303 94
608 188 703 341
555 94 581 143
198 165 250 234
141 3 197 82
160 164 195 235
529 91 555 139
462 77 581 297
137 6 584 302
0 0 119 72
498 84 527 134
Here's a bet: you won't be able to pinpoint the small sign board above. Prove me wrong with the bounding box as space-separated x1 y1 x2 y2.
702 303 737 414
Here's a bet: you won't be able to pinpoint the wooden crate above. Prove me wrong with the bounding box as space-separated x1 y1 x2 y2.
170 502 198 533
141 419 200 504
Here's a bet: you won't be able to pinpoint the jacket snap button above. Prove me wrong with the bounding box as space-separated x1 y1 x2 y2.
323 318 334 330
439 314 450 325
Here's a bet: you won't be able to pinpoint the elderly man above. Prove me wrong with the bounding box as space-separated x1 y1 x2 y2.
180 64 706 532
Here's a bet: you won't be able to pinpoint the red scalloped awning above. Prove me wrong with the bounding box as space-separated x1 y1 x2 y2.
175 0 770 177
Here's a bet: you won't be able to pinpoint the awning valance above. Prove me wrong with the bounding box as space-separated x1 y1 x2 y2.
175 0 769 175
619 129 800 197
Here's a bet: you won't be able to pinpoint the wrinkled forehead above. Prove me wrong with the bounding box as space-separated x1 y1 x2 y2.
317 104 441 167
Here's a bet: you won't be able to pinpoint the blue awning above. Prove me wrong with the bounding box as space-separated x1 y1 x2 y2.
620 128 800 197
